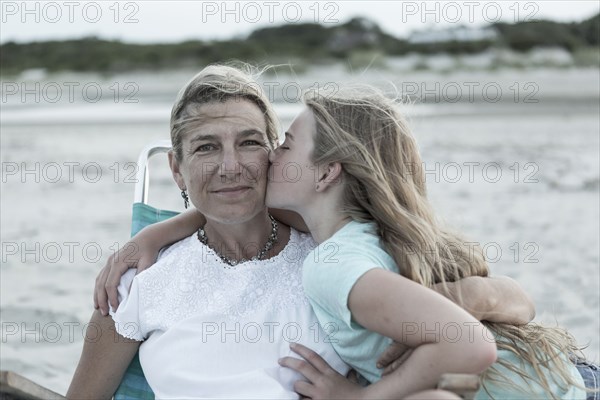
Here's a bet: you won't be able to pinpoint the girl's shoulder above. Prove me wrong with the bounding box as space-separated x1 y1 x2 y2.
313 221 393 265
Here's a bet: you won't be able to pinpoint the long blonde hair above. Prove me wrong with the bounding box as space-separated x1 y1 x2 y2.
305 87 585 398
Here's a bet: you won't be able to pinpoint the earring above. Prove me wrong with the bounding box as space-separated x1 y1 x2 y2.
181 189 189 209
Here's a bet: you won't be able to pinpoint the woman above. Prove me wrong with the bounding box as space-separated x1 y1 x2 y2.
67 65 353 399
267 88 598 399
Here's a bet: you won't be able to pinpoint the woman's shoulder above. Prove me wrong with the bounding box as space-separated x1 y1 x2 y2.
289 226 318 249
265 225 317 264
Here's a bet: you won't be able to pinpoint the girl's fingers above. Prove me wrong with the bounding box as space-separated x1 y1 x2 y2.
292 380 314 399
278 356 320 383
289 342 332 373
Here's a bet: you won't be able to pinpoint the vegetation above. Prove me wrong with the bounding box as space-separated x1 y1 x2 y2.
1 13 598 75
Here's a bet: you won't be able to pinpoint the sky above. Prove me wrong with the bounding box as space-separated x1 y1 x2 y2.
1 1 599 44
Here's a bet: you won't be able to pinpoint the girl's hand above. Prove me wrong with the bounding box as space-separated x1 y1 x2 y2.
279 343 364 400
93 209 206 315
94 237 159 316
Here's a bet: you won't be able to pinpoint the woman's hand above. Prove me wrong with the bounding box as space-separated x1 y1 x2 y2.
376 341 414 377
94 234 160 316
279 343 364 400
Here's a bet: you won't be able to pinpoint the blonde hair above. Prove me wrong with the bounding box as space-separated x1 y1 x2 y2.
305 86 586 399
170 64 279 160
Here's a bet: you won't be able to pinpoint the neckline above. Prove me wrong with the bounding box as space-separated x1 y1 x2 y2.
193 227 300 270
321 219 361 242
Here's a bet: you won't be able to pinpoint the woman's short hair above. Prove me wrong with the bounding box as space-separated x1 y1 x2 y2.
170 64 278 160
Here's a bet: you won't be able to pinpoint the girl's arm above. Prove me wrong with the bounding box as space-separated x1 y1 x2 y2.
94 209 205 315
280 269 496 399
95 208 306 315
66 311 140 399
350 269 496 399
376 275 534 375
434 275 535 325
269 209 309 232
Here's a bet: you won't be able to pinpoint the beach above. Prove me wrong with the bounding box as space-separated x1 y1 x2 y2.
1 67 599 395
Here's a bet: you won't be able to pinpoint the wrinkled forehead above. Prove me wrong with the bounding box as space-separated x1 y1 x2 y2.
180 99 268 140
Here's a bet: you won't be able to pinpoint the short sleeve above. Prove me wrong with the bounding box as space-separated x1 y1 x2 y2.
303 248 382 329
109 269 146 341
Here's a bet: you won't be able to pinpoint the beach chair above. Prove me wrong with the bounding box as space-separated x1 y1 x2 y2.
0 371 65 400
115 141 482 400
114 140 176 400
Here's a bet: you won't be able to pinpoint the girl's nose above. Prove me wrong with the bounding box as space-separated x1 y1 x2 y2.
268 148 276 163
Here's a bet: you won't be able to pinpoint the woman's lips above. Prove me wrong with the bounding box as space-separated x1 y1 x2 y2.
212 186 251 197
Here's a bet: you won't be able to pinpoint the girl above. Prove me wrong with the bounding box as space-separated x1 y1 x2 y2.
269 87 596 399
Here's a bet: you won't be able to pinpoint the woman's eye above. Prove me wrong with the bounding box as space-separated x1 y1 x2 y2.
242 140 262 146
196 144 215 152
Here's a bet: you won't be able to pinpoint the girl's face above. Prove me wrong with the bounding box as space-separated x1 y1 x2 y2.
170 98 271 224
266 108 320 212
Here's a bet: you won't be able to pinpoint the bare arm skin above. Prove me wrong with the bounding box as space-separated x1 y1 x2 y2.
94 209 205 314
376 275 535 375
67 310 140 400
279 343 461 400
349 269 496 399
269 209 309 232
434 275 535 325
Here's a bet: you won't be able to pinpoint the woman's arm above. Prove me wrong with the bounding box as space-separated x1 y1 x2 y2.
67 310 140 400
349 269 497 399
94 209 205 315
434 276 535 325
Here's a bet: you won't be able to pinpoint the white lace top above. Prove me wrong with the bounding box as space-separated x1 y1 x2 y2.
111 228 349 399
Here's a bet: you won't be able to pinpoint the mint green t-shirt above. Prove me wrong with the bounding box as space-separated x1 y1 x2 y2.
302 220 586 399
303 220 398 383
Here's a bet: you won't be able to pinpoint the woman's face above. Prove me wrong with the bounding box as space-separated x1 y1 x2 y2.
266 107 319 211
170 98 271 224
